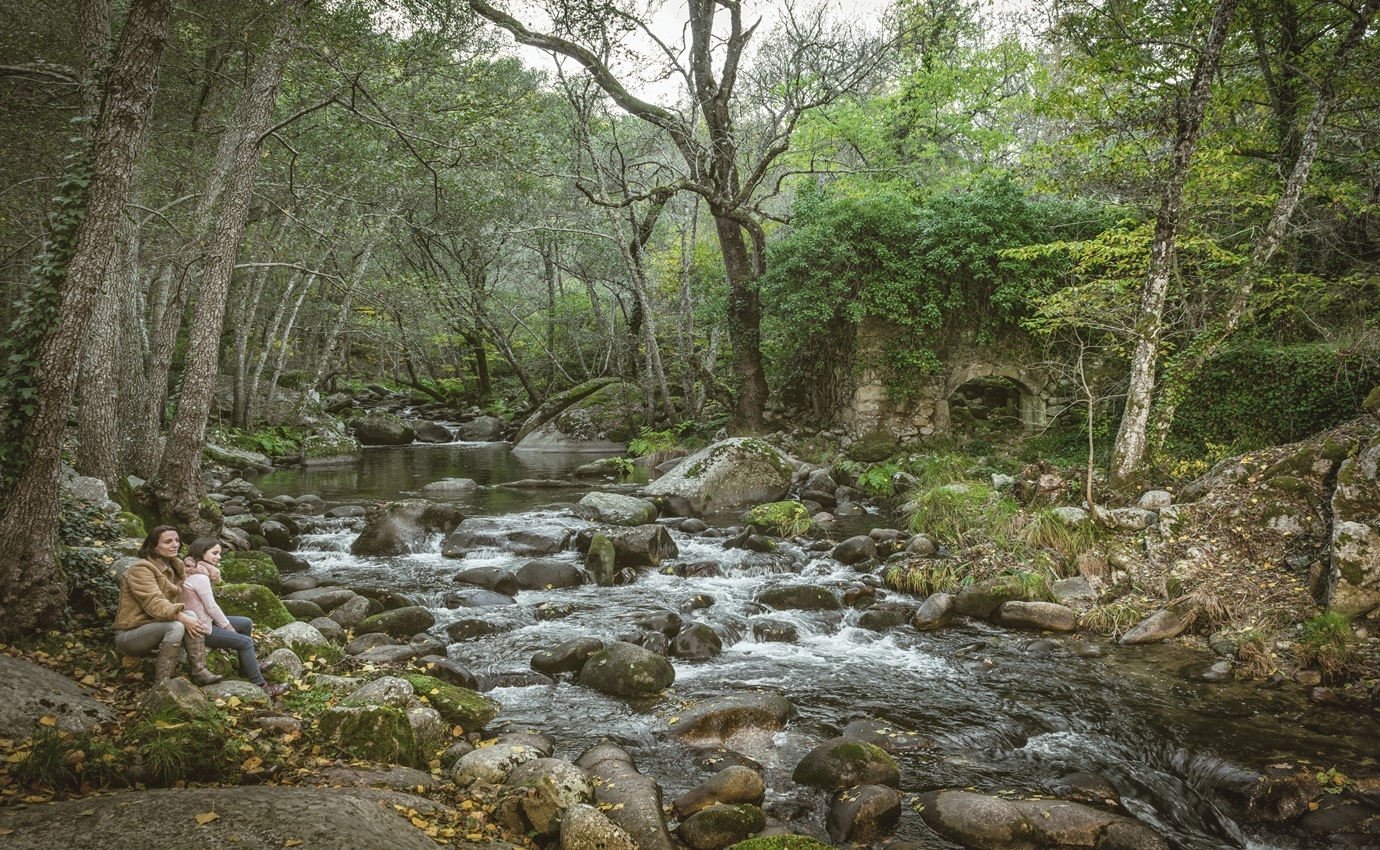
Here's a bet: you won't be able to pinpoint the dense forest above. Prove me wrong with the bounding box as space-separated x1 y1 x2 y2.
1 0 1378 636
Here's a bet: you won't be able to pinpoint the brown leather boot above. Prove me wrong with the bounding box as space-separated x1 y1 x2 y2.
153 640 182 684
185 635 223 686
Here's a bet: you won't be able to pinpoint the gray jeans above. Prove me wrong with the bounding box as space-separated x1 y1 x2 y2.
114 620 186 656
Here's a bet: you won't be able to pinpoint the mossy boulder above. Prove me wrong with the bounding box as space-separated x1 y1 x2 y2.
219 550 282 594
676 804 766 850
352 500 466 557
726 837 833 850
573 492 658 526
846 431 897 463
953 575 1037 620
116 511 145 539
216 583 294 629
355 606 436 640
644 438 793 514
319 704 418 766
302 433 362 466
745 501 812 537
513 380 644 450
756 584 841 611
353 412 415 446
586 534 617 587
792 736 900 791
400 673 501 732
579 641 675 697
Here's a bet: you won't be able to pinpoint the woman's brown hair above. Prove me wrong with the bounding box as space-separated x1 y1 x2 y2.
137 525 182 561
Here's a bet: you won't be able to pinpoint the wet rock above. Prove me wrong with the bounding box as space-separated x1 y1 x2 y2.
417 656 482 691
640 632 670 655
420 477 479 495
280 574 320 594
579 641 675 697
412 420 454 443
692 749 763 773
1203 661 1234 682
259 520 293 549
329 595 372 629
998 600 1078 632
574 493 658 526
671 623 724 659
916 790 1169 850
532 637 605 676
673 765 766 818
287 587 358 612
681 518 709 533
344 632 401 655
676 804 765 850
1049 772 1122 807
456 415 505 442
452 566 521 596
954 575 1036 620
1119 605 1189 645
508 758 596 835
857 605 913 632
351 500 465 556
518 558 585 589
832 535 878 565
325 505 367 518
444 588 516 608
643 438 793 515
586 534 617 587
792 736 900 791
756 584 841 611
675 561 724 578
561 803 638 850
827 784 901 843
442 519 567 558
353 644 421 666
353 413 415 446
355 606 436 640
905 534 937 556
752 618 797 642
534 601 577 621
445 619 507 641
604 524 679 569
259 545 311 574
840 719 932 752
577 744 675 850
636 610 683 637
453 732 553 785
911 593 955 631
667 693 797 741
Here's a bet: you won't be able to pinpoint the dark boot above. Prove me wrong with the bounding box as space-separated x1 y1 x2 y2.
185 635 223 686
154 640 182 684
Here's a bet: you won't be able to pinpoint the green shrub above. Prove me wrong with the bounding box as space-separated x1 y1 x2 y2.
746 501 815 538
882 561 972 597
1297 611 1356 681
856 463 902 498
1022 508 1100 562
628 426 678 457
906 484 1018 545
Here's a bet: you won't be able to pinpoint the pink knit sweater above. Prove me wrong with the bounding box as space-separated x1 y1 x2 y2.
180 559 230 629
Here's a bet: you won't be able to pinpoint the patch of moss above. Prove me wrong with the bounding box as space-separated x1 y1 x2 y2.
303 434 362 459
219 551 282 594
746 501 813 537
116 511 145 539
1266 476 1309 496
319 704 417 766
727 836 834 850
399 673 501 732
216 583 294 629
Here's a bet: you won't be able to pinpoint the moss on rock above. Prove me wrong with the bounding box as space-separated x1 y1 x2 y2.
318 704 418 766
399 673 501 732
219 551 282 594
216 583 294 629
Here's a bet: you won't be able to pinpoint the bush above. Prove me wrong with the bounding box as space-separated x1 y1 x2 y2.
882 561 972 597
906 484 1017 545
1296 611 1357 681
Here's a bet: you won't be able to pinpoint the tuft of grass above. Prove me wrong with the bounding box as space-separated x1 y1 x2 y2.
1296 611 1356 681
1005 569 1057 603
882 561 973 597
12 729 80 790
904 454 976 489
1080 601 1147 638
906 484 1018 546
1021 508 1100 562
1174 591 1236 632
1234 630 1275 679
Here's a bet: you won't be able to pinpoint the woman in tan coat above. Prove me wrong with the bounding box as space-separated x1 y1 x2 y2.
112 525 222 685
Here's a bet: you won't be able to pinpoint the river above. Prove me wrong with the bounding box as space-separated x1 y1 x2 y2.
256 442 1380 850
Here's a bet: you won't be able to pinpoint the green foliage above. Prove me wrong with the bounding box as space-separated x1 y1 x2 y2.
57 497 121 616
628 426 678 457
607 456 635 476
905 483 1018 545
1297 611 1356 681
856 463 902 498
0 136 92 509
1167 343 1380 453
745 501 815 538
1021 508 1100 563
121 707 232 786
882 560 972 597
902 454 976 489
58 497 121 546
217 426 304 460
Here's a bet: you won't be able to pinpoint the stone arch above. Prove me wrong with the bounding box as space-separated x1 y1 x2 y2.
936 363 1049 435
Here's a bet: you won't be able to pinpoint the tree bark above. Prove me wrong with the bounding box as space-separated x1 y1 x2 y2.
1107 0 1238 490
0 0 172 637
152 0 307 533
75 223 130 486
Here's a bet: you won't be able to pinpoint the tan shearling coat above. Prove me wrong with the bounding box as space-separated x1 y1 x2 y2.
112 557 186 630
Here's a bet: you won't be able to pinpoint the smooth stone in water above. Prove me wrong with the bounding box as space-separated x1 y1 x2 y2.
827 784 901 844
672 765 765 818
911 593 955 631
676 804 765 850
792 736 900 791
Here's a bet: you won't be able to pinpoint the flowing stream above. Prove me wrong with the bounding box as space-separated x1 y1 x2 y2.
256 443 1380 850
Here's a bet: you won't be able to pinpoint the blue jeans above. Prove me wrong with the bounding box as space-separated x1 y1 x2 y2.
205 615 265 685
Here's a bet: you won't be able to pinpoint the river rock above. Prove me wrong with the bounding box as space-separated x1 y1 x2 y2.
668 693 797 741
672 766 766 818
827 784 901 843
561 803 638 850
792 736 900 791
676 804 765 850
343 676 414 709
757 584 841 611
453 732 554 785
417 656 481 691
577 744 675 850
319 704 417 766
445 619 507 641
270 620 331 654
1329 436 1380 616
345 632 401 654
916 790 1169 850
998 600 1078 632
911 592 955 630
574 492 658 526
670 623 724 659
421 477 479 494
512 379 642 451
399 674 500 731
532 637 605 676
329 594 372 629
452 566 521 596
287 587 358 612
832 535 878 565
517 558 585 589
412 420 453 443
840 719 932 752
508 757 597 835
0 786 452 850
444 588 516 608
355 606 436 640
585 534 617 586
353 412 415 446
579 641 675 697
456 415 506 442
636 610 683 637
954 575 1035 620
353 644 421 666
905 534 938 556
1119 605 1189 644
259 520 293 549
0 654 117 736
604 524 679 569
442 519 566 557
351 500 466 556
326 505 367 518
751 618 798 642
643 438 793 514
857 605 913 632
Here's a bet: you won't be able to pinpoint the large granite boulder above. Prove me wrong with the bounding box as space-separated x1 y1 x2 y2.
0 654 117 736
456 415 506 442
579 641 675 696
351 500 466 556
916 790 1169 850
513 379 643 452
353 412 415 446
1329 435 1380 617
576 744 675 850
573 492 658 526
643 438 793 515
666 693 796 742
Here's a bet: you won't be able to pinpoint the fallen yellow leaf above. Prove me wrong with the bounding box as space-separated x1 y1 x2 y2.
285 840 303 847
38 717 56 728
195 812 220 825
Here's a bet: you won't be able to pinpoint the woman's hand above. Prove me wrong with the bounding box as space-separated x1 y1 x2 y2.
177 611 210 637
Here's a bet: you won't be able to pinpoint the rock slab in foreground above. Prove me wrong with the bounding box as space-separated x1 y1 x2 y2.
0 786 446 850
0 653 117 736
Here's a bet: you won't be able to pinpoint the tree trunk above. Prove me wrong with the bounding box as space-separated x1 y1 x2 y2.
264 274 313 415
1148 0 1377 449
0 0 171 637
127 262 183 476
246 267 307 426
152 0 306 533
713 211 767 434
76 223 131 486
231 261 272 427
1107 0 1238 490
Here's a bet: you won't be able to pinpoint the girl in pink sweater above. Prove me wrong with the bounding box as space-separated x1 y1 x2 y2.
183 538 287 697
